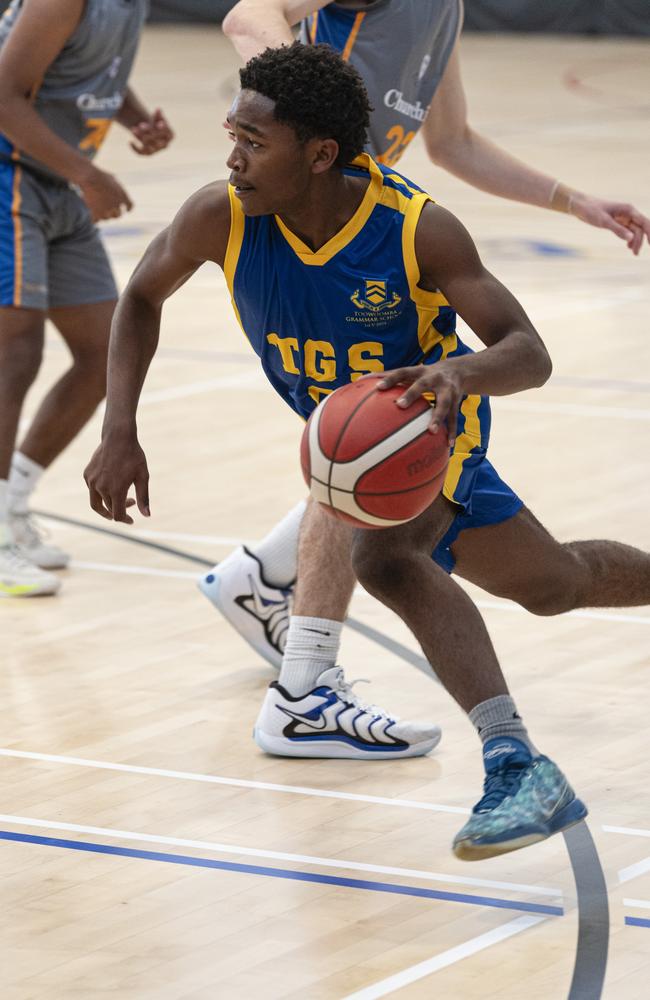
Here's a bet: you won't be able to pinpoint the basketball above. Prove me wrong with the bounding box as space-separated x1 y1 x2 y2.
300 375 450 529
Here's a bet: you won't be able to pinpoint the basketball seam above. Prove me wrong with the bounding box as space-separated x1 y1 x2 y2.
309 461 447 497
319 381 393 513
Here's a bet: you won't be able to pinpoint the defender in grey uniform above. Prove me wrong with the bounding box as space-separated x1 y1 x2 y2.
201 0 650 686
0 0 173 596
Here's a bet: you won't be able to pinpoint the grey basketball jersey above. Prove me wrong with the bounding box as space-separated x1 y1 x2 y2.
0 0 148 180
301 0 461 165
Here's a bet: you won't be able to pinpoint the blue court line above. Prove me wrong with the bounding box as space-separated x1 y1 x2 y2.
0 830 563 918
625 916 650 928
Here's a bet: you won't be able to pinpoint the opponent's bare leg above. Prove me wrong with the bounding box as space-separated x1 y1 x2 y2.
0 307 58 594
16 300 114 468
450 505 650 612
8 300 114 570
0 307 44 480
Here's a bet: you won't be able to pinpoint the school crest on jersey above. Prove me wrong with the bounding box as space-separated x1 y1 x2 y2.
351 279 402 314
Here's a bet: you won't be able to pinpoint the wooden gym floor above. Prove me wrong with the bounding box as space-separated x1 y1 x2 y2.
2 25 650 1000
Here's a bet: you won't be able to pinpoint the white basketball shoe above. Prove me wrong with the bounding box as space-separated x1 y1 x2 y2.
10 512 69 570
0 544 61 597
254 665 442 759
198 547 290 669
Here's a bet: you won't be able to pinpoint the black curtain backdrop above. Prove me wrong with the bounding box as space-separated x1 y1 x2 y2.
462 0 650 34
0 1 646 33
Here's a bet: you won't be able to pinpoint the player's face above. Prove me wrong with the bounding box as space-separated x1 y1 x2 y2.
225 90 317 216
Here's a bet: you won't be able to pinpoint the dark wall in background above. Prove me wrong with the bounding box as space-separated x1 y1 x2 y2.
148 0 234 22
0 1 646 34
463 0 650 35
146 0 649 34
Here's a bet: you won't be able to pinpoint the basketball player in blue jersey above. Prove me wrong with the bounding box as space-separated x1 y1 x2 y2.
0 0 173 597
203 0 650 667
84 44 650 859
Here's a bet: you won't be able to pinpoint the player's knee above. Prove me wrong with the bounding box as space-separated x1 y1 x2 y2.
515 572 582 616
351 540 411 598
0 338 43 394
69 345 108 397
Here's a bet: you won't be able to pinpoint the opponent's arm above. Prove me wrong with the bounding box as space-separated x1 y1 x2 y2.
0 0 132 219
423 44 650 255
116 88 174 157
84 183 231 523
223 0 334 62
379 202 551 444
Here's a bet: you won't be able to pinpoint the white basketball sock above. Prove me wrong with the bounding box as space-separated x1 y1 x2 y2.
249 499 306 588
8 451 44 514
279 615 343 695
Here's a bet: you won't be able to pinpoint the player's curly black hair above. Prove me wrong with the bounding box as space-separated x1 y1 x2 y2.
239 41 371 166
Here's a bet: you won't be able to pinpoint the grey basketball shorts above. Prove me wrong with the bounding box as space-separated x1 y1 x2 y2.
0 159 118 310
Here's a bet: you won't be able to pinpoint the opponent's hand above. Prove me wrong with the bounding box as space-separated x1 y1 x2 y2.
129 108 174 156
78 165 133 221
378 365 463 446
84 434 150 524
570 195 650 256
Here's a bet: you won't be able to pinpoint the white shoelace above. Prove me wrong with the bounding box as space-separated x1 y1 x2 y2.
1 543 41 571
333 669 399 722
10 512 49 548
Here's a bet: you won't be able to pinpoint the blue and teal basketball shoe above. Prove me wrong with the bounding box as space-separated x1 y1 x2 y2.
453 737 588 861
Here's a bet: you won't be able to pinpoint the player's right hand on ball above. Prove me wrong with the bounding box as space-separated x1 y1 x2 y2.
78 165 134 221
377 364 463 446
84 435 150 524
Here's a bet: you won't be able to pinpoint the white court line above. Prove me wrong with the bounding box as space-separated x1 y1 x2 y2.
139 371 266 405
0 752 559 897
618 859 650 886
624 899 650 911
0 747 469 815
0 813 560 899
470 600 650 627
340 915 546 1000
604 825 650 838
68 557 650 627
604 826 650 886
70 560 197 580
132 361 650 422
493 398 650 422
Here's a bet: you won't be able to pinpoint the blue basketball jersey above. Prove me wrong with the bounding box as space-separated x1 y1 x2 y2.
224 153 491 512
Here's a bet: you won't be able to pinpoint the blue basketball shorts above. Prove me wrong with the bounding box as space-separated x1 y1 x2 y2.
433 457 523 573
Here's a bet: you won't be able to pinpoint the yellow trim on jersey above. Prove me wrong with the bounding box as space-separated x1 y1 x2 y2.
11 163 23 307
309 10 318 43
224 185 249 339
385 172 423 197
274 153 384 267
400 190 451 353
341 11 366 61
442 393 483 503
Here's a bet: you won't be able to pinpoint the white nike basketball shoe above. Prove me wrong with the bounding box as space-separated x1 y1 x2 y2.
198 547 289 669
10 512 69 570
254 665 442 759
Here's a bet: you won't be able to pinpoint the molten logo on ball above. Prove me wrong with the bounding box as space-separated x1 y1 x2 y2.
300 376 450 529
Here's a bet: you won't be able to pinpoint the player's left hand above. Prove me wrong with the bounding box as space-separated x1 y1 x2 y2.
570 195 650 255
129 108 174 156
377 365 462 446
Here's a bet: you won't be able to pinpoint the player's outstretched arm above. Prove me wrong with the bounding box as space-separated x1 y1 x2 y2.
379 202 551 445
223 0 333 62
84 183 231 524
423 45 649 255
